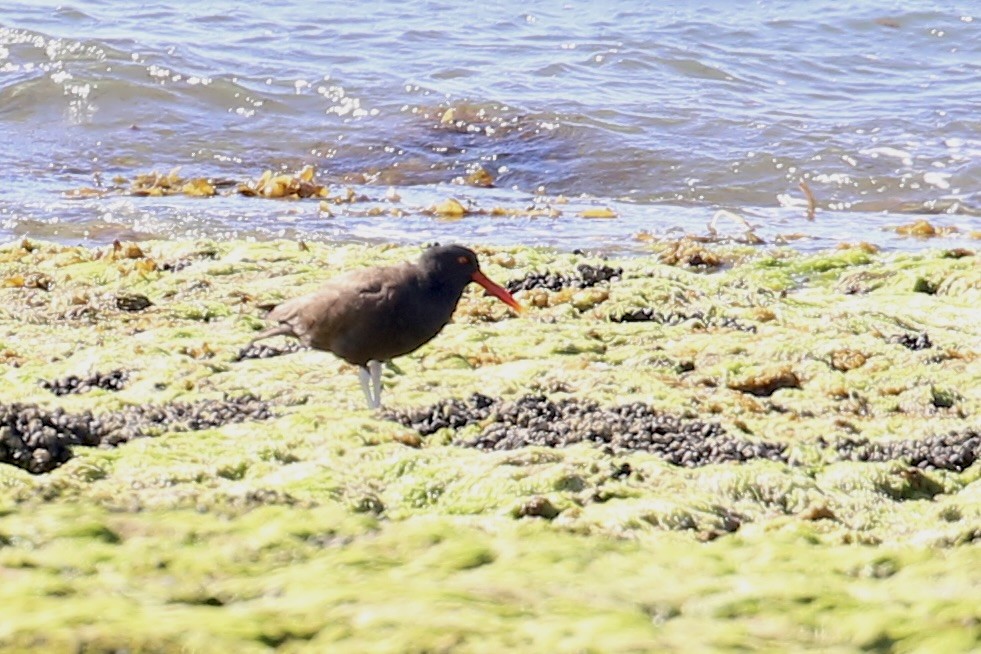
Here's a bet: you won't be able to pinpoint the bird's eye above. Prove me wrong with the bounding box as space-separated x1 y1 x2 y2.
457 255 469 265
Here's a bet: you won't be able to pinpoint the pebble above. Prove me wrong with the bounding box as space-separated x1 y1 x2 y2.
115 293 153 312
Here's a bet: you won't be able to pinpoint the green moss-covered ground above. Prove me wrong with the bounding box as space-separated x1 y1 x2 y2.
0 238 979 652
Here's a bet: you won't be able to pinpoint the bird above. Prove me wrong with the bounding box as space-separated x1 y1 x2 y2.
250 244 522 408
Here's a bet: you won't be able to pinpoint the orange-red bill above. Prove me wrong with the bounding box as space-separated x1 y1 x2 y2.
471 270 522 313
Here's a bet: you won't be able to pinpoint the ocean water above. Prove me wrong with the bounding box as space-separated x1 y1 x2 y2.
1 0 978 252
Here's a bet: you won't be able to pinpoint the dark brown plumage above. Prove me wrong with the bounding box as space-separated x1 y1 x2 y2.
251 245 521 407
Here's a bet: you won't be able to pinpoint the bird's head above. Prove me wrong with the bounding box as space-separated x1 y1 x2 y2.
421 245 522 313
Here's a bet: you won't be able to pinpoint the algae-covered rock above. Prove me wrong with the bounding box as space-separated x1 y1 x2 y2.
0 238 979 652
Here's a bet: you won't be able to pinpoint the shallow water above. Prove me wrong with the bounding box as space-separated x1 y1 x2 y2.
1 0 978 251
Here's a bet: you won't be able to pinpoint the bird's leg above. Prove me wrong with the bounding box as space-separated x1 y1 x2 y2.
368 360 383 409
358 365 376 409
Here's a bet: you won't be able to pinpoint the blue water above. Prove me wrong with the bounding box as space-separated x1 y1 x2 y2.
1 0 978 251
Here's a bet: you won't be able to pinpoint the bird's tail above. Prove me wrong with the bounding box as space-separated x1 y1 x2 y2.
250 323 296 344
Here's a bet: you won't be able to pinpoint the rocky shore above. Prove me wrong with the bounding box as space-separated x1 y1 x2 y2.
0 237 978 652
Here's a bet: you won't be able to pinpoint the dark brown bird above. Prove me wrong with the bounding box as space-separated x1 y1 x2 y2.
251 244 521 408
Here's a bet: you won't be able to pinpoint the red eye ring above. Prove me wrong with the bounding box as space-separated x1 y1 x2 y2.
457 255 469 265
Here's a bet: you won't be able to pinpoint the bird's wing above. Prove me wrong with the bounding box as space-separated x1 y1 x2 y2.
264 264 411 351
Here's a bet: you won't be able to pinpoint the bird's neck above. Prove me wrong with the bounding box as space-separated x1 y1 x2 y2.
422 269 467 308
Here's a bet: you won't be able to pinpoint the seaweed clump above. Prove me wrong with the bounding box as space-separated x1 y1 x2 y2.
0 394 273 474
385 394 788 467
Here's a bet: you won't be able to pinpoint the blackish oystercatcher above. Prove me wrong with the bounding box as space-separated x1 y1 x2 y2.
251 245 521 408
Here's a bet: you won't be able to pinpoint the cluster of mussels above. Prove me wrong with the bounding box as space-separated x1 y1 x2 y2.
889 332 933 351
505 263 623 293
234 340 308 362
385 394 787 467
115 293 153 312
608 308 758 333
386 393 497 435
829 429 980 472
0 394 273 474
160 249 219 273
39 369 129 396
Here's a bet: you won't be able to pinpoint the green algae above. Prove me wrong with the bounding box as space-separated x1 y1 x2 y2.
0 238 979 652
